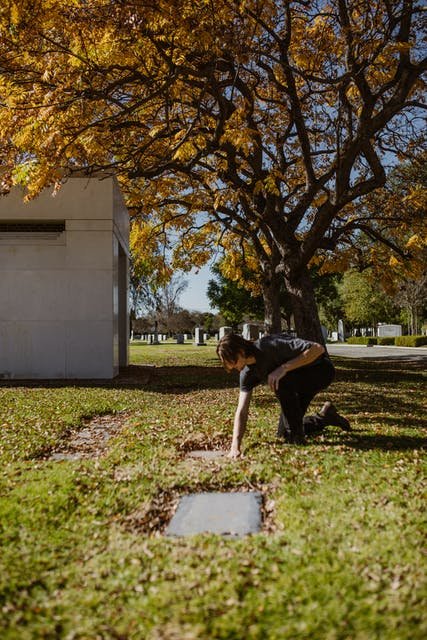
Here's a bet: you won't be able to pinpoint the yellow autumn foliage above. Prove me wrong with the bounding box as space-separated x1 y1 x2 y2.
0 0 424 299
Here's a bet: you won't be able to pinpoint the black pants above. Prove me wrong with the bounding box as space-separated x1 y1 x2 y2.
276 358 335 441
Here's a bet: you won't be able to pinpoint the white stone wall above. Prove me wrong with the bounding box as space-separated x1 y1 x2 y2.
0 177 129 379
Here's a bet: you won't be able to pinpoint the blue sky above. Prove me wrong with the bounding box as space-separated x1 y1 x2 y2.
179 264 215 312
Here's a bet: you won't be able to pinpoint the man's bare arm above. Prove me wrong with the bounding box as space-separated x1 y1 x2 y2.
229 390 252 458
268 343 325 391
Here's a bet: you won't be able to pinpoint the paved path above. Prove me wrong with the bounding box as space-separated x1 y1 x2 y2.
327 343 427 362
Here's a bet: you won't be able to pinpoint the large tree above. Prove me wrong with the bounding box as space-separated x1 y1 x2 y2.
1 1 425 340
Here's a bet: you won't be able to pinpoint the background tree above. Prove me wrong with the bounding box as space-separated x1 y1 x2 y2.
132 308 224 336
154 274 188 334
129 258 157 336
1 1 425 340
310 268 345 334
394 272 427 335
339 269 399 331
137 274 188 336
207 264 264 329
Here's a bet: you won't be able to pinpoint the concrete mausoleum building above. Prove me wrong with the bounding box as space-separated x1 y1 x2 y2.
0 175 129 379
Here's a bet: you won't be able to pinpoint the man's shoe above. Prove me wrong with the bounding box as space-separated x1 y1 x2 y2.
289 433 307 445
319 401 352 431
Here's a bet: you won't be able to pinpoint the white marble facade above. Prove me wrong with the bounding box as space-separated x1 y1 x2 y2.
0 176 129 378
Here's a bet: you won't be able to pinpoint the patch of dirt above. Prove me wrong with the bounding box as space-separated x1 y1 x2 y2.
47 411 131 461
122 488 181 536
177 432 230 455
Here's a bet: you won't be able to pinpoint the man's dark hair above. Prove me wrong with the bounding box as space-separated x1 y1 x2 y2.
216 333 257 365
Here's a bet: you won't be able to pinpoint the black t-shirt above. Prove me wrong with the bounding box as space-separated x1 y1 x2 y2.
239 333 317 392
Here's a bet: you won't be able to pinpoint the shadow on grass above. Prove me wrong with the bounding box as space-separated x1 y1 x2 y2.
251 384 426 425
0 365 237 392
314 432 426 452
332 357 426 385
0 358 424 397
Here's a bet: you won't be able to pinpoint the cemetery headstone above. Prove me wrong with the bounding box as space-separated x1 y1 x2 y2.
377 324 402 337
242 323 259 341
176 333 184 344
219 326 232 340
194 327 205 345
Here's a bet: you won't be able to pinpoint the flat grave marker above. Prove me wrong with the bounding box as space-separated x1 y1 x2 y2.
186 450 227 460
165 491 263 537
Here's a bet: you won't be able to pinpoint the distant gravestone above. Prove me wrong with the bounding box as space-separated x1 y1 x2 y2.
215 333 219 341
194 327 205 345
176 333 184 344
377 324 402 337
242 323 259 341
203 333 209 341
165 491 263 537
219 326 232 340
338 319 345 342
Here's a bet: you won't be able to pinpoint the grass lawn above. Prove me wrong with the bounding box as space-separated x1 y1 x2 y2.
0 342 426 639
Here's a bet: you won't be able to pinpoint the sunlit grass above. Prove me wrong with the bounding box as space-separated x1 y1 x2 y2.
0 344 425 639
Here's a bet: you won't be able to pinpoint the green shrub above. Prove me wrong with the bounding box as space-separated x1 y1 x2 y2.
377 337 396 346
347 337 377 345
395 335 427 347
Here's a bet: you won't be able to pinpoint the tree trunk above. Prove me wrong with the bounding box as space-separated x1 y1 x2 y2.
262 272 282 334
284 266 324 343
282 310 293 331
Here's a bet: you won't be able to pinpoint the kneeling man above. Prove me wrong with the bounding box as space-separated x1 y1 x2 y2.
216 333 350 458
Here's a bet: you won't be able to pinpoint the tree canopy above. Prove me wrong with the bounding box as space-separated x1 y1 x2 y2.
207 263 265 328
1 1 425 340
339 269 399 327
